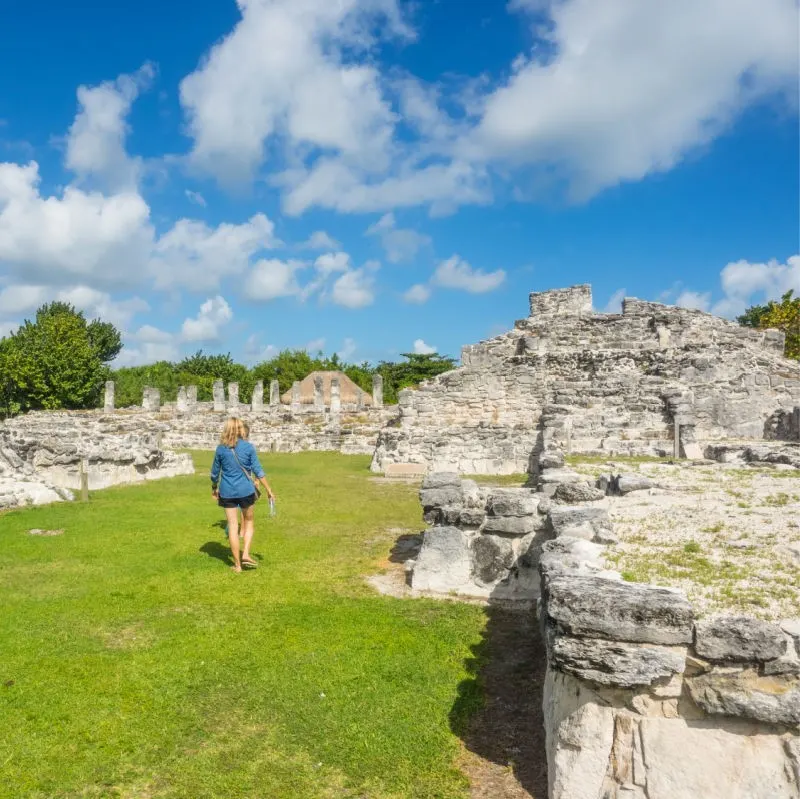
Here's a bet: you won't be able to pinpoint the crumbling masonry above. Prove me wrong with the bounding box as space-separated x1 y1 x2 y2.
372 285 800 474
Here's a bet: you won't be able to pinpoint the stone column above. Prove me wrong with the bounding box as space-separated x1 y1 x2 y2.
330 376 341 415
356 389 365 411
177 386 189 413
313 375 325 411
270 380 280 406
213 380 225 412
228 382 239 410
187 385 198 409
251 381 264 413
103 380 115 411
673 417 682 459
291 381 301 410
372 373 384 408
142 386 160 412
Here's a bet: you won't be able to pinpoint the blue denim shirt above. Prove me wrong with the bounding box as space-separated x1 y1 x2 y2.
210 440 265 499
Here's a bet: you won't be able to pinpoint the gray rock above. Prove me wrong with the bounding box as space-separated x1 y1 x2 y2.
554 482 605 503
687 668 800 727
538 450 565 470
411 526 472 593
539 469 584 485
422 472 461 489
419 486 463 510
458 508 486 527
537 497 553 515
472 534 514 583
782 619 800 651
538 536 607 576
487 489 538 517
694 616 787 663
617 474 654 494
482 515 539 536
548 505 614 542
550 634 686 688
543 575 694 645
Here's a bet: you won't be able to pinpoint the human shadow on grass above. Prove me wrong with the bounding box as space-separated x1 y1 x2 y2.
449 603 549 798
200 541 233 565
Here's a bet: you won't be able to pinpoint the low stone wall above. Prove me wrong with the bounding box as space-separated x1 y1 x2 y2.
0 412 194 507
408 451 800 797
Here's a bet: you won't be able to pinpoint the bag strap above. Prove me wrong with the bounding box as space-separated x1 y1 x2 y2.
231 446 256 485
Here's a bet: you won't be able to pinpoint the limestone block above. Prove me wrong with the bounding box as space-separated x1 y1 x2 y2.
538 450 565 470
554 481 605 503
411 526 472 593
695 615 787 662
487 488 538 516
472 534 514 583
548 505 614 542
617 474 654 494
543 669 615 799
639 717 798 798
543 575 694 645
687 668 800 727
251 381 264 412
539 536 608 577
550 635 686 688
482 515 539 536
422 472 460 489
419 486 463 509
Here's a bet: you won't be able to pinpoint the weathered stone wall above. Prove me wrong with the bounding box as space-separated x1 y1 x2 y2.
372 285 800 474
410 452 799 797
0 411 194 508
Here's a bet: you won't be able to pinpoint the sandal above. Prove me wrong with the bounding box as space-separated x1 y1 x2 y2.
242 558 258 568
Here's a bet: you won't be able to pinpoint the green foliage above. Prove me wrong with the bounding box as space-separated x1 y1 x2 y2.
0 303 119 416
377 353 457 404
738 290 800 360
111 349 457 407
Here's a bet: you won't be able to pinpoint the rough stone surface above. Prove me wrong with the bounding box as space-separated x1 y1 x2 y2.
695 616 787 663
617 474 654 494
687 668 800 727
548 505 614 542
550 635 686 688
487 489 539 516
543 575 694 645
472 534 515 584
422 472 461 489
410 526 472 594
372 285 800 474
554 481 606 503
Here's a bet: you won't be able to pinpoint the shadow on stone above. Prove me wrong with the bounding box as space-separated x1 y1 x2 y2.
388 533 423 564
450 604 549 798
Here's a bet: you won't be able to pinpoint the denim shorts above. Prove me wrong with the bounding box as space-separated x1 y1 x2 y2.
218 494 256 509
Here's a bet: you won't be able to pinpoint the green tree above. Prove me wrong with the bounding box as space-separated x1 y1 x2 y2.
377 353 456 404
0 304 112 416
738 290 800 360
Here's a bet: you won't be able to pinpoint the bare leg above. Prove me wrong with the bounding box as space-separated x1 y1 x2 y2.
241 504 256 565
225 506 242 572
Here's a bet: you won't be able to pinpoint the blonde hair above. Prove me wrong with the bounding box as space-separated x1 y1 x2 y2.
220 417 242 447
241 420 250 439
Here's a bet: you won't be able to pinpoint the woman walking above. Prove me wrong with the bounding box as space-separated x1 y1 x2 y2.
210 418 275 572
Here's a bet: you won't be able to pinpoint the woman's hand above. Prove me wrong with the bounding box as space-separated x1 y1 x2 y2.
211 489 218 500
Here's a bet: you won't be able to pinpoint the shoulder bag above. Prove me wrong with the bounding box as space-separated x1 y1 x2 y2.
231 446 262 499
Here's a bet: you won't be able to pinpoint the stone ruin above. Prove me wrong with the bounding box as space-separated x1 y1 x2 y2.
96 371 392 456
379 286 800 796
372 285 800 475
0 412 194 510
408 455 800 797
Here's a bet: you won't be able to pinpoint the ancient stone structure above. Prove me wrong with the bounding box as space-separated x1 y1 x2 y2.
212 380 225 412
372 285 800 474
187 385 198 409
228 382 240 411
0 412 194 508
103 380 115 412
410 454 800 797
251 381 264 412
269 380 280 406
372 373 384 409
176 386 189 413
330 375 341 415
142 386 160 412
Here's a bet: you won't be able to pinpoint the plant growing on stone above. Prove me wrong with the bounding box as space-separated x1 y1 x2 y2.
738 289 800 359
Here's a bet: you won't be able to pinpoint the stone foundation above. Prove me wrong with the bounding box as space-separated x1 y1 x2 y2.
372 285 800 474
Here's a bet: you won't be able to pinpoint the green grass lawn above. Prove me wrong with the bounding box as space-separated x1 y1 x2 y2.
0 452 486 798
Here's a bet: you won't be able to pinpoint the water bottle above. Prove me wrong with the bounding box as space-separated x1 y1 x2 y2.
269 496 276 517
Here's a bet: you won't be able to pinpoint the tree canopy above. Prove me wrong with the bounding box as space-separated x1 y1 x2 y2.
738 290 800 360
0 303 121 417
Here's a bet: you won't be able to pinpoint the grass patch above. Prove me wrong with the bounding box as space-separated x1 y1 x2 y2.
0 451 484 798
764 492 791 506
566 454 670 466
683 541 701 554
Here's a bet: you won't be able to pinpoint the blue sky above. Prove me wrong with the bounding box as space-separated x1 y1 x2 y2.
0 0 797 366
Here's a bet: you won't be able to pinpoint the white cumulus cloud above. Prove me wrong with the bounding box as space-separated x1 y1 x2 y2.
331 265 377 308
366 212 431 263
181 295 233 342
245 258 305 301
432 255 505 294
403 283 431 304
413 338 436 354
